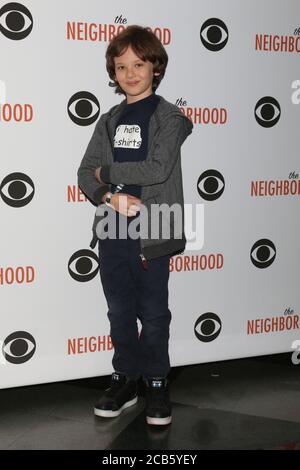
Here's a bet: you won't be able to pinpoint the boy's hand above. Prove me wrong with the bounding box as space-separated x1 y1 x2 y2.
103 192 142 217
112 193 142 217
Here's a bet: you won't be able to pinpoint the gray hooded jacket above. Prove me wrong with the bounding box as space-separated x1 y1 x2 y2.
77 94 194 260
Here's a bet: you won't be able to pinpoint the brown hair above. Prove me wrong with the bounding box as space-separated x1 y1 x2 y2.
105 25 168 96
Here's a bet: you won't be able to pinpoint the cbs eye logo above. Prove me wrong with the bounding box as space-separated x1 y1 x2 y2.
194 312 222 342
0 2 33 40
68 92 100 126
68 249 99 282
200 18 228 51
250 238 276 268
254 97 281 127
3 331 36 364
0 172 35 207
197 169 225 201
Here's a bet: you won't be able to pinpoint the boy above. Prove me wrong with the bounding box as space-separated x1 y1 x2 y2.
77 25 193 426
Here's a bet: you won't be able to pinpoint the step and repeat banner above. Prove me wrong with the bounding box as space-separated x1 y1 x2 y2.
1 0 300 389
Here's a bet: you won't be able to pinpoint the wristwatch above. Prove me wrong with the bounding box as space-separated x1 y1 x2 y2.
104 192 113 206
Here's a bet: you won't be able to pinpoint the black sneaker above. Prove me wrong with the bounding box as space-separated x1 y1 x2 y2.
144 377 172 425
94 372 138 418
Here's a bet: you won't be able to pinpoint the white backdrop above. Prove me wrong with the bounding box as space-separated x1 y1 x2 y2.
1 0 300 389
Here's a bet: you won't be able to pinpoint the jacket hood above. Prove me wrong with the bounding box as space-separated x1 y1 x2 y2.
156 95 193 137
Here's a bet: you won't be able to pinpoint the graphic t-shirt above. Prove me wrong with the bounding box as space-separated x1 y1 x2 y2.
111 92 160 199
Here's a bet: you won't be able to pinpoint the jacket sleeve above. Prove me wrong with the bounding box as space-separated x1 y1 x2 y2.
100 114 193 186
77 114 110 205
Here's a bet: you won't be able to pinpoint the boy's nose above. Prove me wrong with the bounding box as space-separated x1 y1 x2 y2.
126 68 136 78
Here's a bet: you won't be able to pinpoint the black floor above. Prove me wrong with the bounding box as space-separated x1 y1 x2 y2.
1 353 300 450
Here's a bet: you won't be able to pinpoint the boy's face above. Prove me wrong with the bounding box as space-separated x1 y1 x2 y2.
114 45 160 104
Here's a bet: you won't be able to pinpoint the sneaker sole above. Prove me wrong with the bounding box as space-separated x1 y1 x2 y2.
94 395 138 418
146 415 172 425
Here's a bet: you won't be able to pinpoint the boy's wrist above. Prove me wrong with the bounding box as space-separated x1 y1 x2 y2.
101 191 111 203
102 191 115 209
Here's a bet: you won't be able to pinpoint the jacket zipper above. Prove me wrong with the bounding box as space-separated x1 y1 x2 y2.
139 253 148 270
137 116 161 267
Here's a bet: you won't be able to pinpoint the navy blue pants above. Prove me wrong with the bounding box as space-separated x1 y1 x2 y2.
98 223 171 381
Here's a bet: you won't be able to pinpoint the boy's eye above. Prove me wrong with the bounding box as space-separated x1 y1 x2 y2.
117 64 143 70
